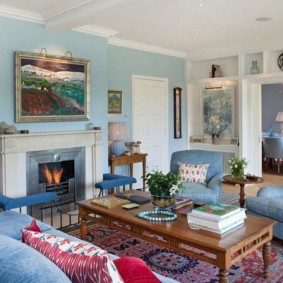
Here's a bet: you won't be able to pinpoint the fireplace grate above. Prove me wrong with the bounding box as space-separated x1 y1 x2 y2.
39 178 75 209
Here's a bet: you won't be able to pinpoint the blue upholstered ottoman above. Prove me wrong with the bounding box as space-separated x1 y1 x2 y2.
95 173 137 196
246 186 283 240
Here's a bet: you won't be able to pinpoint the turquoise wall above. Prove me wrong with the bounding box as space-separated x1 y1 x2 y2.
108 45 187 157
0 16 187 171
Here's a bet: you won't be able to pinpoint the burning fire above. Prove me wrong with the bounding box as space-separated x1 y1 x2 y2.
42 164 63 185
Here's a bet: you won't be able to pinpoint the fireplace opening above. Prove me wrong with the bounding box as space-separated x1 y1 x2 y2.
26 147 85 220
39 160 75 209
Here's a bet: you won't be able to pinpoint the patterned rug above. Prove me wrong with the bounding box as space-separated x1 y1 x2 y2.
67 192 283 283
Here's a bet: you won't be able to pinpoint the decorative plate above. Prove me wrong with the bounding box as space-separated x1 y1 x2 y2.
278 53 283 71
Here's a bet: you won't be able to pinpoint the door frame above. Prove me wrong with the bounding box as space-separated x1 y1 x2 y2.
241 76 283 176
132 74 169 172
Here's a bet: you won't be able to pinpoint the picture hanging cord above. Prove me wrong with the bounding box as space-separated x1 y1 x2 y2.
65 51 73 60
40 48 47 57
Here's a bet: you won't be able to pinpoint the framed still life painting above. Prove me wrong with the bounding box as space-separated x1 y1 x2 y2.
15 51 90 122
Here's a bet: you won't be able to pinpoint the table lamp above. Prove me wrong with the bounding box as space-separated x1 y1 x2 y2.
108 122 128 156
275 112 283 135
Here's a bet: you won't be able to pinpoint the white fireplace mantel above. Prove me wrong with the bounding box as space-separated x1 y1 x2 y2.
0 130 104 199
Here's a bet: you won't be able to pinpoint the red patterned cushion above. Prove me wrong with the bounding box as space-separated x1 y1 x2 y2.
22 230 123 283
114 257 161 283
178 163 209 184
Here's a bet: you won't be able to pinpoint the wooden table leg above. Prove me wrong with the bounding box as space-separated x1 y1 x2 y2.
239 184 245 208
80 218 87 240
219 269 229 283
263 241 271 278
142 157 146 191
130 164 133 189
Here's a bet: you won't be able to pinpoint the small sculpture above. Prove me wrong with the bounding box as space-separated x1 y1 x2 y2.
209 64 222 78
0 121 17 134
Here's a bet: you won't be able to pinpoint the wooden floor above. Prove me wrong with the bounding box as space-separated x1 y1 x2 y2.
223 173 283 196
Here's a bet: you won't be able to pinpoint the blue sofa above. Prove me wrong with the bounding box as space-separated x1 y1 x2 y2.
246 186 283 240
0 210 178 283
170 150 223 203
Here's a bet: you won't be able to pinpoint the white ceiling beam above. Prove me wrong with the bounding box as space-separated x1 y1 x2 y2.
45 0 132 31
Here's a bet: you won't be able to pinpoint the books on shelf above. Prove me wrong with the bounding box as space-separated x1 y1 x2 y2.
187 208 246 231
191 203 241 221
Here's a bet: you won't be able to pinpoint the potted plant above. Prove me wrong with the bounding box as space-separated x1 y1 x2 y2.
227 157 248 178
145 170 183 209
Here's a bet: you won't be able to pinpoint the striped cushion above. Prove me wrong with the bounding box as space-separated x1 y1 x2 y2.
22 230 123 283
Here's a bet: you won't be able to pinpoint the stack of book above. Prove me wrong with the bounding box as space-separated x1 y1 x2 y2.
174 196 193 209
187 203 246 234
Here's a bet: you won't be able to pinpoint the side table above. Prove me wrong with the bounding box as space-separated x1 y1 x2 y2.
223 175 264 208
109 153 147 191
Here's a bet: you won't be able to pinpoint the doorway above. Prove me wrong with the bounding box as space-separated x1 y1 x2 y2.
132 75 168 189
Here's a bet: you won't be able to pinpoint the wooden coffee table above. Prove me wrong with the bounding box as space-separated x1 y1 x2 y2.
223 175 264 208
77 190 275 283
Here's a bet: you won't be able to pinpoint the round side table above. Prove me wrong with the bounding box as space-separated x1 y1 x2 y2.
223 175 264 208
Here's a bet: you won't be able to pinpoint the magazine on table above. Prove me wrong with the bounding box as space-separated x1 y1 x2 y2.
191 203 241 221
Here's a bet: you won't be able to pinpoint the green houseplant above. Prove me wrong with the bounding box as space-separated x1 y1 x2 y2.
227 157 248 178
145 170 183 209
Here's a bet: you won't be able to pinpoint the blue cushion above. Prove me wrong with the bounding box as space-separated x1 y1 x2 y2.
0 211 53 240
246 197 283 223
0 192 58 210
0 235 70 282
96 174 137 190
178 182 219 203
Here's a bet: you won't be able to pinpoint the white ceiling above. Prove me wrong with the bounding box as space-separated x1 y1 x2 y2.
1 0 283 59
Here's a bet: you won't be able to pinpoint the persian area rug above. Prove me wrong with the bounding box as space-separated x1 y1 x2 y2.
68 224 283 283
67 192 283 283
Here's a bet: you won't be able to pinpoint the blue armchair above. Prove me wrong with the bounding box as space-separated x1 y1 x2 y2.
170 150 222 203
246 186 283 240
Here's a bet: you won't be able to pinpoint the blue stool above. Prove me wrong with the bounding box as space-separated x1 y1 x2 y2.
95 173 137 197
0 192 58 226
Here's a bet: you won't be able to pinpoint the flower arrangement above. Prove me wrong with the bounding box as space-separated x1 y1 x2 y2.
145 170 183 197
227 157 248 178
206 114 228 137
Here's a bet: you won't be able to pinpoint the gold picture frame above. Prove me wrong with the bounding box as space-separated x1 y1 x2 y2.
15 51 90 122
174 87 182 139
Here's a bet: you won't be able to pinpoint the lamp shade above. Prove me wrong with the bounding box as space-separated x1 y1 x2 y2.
276 112 283 122
108 122 128 156
108 122 128 141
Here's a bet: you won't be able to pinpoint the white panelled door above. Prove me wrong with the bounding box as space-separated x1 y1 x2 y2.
132 75 168 189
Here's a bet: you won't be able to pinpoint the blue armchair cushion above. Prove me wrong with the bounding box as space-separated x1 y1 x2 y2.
170 150 222 203
0 235 70 283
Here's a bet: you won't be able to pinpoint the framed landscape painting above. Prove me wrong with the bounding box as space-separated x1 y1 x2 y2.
108 90 122 114
15 51 90 122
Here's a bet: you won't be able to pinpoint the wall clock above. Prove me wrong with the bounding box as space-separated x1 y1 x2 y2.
278 53 283 71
